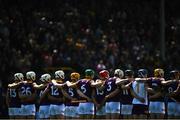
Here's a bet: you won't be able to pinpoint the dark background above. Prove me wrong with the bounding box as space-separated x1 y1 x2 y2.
0 0 180 118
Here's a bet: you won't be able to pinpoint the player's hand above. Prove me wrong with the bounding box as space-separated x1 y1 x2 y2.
105 95 109 100
139 97 145 103
72 98 78 101
87 98 92 102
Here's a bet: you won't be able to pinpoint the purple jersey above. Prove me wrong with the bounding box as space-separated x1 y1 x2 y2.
37 86 50 105
164 81 179 102
95 87 106 104
19 82 35 104
148 78 164 102
8 86 21 107
77 79 93 101
119 81 133 104
64 84 79 106
48 83 63 104
105 77 119 102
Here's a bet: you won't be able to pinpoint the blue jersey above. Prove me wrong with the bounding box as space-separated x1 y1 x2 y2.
164 81 179 102
48 83 64 104
19 82 35 104
8 86 21 107
105 77 119 102
77 79 93 101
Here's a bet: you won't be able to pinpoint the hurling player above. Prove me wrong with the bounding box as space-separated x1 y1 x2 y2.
7 73 24 119
147 68 165 119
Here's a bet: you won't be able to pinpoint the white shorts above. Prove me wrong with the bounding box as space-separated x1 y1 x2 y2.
121 104 133 115
105 102 120 114
49 104 65 116
65 106 79 117
8 107 22 116
175 102 180 116
167 102 176 116
96 106 105 116
78 102 94 115
21 104 36 116
149 101 165 114
39 105 50 118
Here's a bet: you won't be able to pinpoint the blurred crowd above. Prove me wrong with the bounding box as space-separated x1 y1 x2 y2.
0 0 180 97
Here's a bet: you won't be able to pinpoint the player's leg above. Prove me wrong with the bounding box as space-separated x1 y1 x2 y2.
55 104 65 119
49 104 56 119
156 102 165 119
8 107 15 120
65 106 79 119
167 102 176 118
84 102 95 119
95 105 106 119
78 102 86 119
105 102 111 119
174 102 180 119
109 102 121 119
149 101 156 119
39 105 50 119
132 104 148 119
121 104 133 119
25 104 36 119
149 101 165 119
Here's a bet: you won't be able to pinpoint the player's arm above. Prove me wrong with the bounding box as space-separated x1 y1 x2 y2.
33 83 45 89
76 89 92 102
66 81 78 88
149 91 162 99
116 78 132 85
105 88 120 100
61 88 73 100
8 82 22 88
90 79 103 88
91 89 99 107
130 87 145 103
161 79 175 86
121 81 133 89
171 82 180 96
39 85 50 103
52 80 66 88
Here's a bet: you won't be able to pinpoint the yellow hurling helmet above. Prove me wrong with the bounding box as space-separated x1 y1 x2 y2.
154 68 164 77
70 72 80 80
